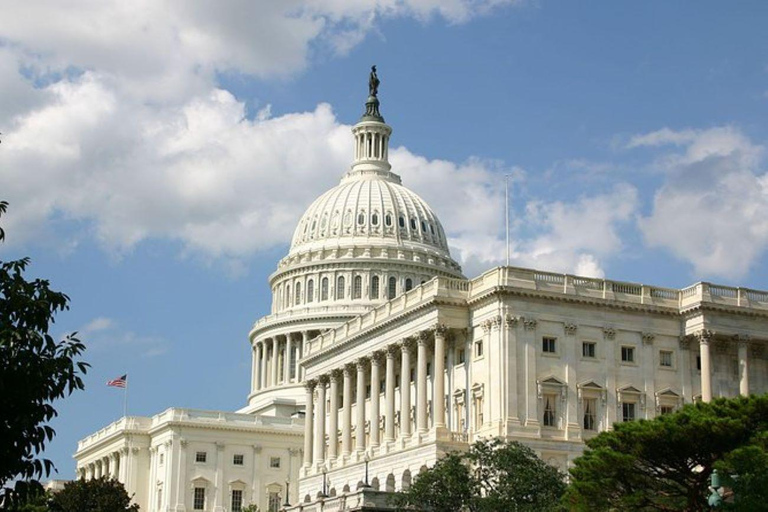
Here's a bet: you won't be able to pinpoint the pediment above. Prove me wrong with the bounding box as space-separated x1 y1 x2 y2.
578 380 604 390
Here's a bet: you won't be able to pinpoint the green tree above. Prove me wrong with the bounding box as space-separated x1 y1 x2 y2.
393 438 566 512
565 395 768 511
716 431 768 511
0 201 89 506
49 477 138 512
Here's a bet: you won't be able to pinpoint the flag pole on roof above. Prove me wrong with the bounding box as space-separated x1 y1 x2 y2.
107 374 128 418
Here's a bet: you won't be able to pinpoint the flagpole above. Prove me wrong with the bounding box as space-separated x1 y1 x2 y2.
123 377 129 418
505 174 510 267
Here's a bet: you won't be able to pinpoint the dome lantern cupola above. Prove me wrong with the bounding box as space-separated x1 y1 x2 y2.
347 65 396 182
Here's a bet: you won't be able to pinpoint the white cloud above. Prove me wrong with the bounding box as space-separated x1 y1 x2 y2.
636 127 768 279
77 317 169 358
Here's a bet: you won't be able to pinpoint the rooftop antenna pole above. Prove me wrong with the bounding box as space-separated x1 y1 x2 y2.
505 174 511 267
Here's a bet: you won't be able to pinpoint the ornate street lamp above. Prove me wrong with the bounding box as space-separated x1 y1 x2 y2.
321 466 328 498
362 452 371 488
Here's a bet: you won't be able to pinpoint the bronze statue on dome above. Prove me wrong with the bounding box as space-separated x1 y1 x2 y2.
369 65 380 97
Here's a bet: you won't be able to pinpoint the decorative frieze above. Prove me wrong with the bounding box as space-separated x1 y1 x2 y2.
603 327 616 340
641 332 655 345
523 317 538 331
563 323 577 336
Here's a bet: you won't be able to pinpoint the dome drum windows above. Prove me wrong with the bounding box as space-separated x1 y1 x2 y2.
405 278 413 292
307 279 314 303
385 213 393 227
295 282 302 305
370 276 380 299
321 278 329 301
353 276 362 299
388 276 397 300
410 218 417 231
371 212 379 226
336 276 345 300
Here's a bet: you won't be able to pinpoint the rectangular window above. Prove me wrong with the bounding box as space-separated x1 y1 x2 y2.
542 337 557 354
366 384 371 399
659 350 673 368
289 347 297 379
621 346 635 363
268 492 281 512
659 405 674 415
696 356 701 371
457 349 465 364
583 398 596 430
157 487 163 510
159 453 164 465
543 394 557 427
379 379 385 394
409 368 415 382
193 487 205 510
582 342 596 358
269 456 281 469
475 340 483 358
426 362 432 377
622 402 636 422
233 454 244 466
231 490 243 512
195 451 207 463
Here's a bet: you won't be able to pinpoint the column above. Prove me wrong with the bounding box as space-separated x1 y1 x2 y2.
400 340 413 437
328 370 341 460
737 335 750 396
342 364 353 456
417 332 429 433
251 344 259 392
314 376 327 465
285 333 294 383
433 326 447 428
260 340 268 389
385 346 397 442
370 352 382 447
303 380 315 467
356 359 367 452
300 331 309 380
271 338 279 387
697 330 713 402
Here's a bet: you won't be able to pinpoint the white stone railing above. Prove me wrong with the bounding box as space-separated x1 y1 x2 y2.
304 276 468 356
251 305 367 332
470 266 768 312
149 407 298 428
76 416 152 450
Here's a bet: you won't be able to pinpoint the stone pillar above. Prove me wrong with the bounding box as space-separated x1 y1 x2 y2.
300 331 309 380
416 332 429 433
314 376 327 465
697 330 714 402
271 337 279 387
260 340 268 389
285 333 294 383
370 352 383 447
433 326 447 428
252 344 259 392
328 370 341 460
356 359 367 452
385 346 397 442
342 364 353 456
400 340 413 437
303 380 315 468
737 334 750 396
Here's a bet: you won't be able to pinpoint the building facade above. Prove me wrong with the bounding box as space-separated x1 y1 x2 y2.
75 73 768 512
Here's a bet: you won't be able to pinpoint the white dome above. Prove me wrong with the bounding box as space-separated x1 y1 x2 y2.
289 169 451 258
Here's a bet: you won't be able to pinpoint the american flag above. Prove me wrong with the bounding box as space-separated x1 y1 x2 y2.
107 374 127 388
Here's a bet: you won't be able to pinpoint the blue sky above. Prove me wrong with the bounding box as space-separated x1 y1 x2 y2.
1 1 767 480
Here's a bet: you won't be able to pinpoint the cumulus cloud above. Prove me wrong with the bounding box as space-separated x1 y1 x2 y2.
636 127 768 279
76 317 169 358
0 0 631 278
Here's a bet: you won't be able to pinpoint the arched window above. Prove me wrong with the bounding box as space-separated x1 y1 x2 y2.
353 276 362 299
388 277 397 299
398 216 405 228
321 278 329 301
421 221 427 232
336 276 345 300
285 285 291 308
307 279 314 303
410 218 417 230
405 278 413 292
430 224 435 235
385 213 393 227
371 276 380 299
295 282 302 305
371 213 379 226
358 212 365 225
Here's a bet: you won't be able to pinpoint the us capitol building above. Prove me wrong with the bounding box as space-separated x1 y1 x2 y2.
74 70 768 512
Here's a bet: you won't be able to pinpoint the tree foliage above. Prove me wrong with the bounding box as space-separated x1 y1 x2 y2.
49 478 138 512
0 201 89 505
565 395 768 511
393 438 566 512
716 431 768 511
